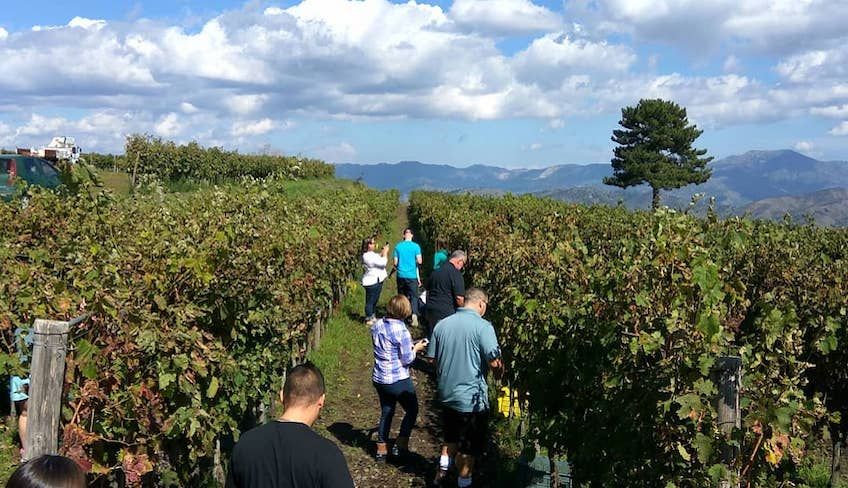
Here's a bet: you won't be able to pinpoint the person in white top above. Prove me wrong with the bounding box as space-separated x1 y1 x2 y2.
361 237 389 325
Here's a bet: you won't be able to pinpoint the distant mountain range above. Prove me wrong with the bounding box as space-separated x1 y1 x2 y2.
335 160 611 196
335 150 848 226
742 188 848 227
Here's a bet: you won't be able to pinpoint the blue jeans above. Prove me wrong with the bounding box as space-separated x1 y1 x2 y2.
397 278 419 316
363 281 383 320
373 377 418 443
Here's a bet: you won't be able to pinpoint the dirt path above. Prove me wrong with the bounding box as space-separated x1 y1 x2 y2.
309 203 518 487
310 204 444 487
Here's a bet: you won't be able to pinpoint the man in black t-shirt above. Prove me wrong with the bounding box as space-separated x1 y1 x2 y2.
424 250 467 337
226 363 354 488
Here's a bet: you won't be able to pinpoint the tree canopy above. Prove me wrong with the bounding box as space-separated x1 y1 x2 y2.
604 99 713 209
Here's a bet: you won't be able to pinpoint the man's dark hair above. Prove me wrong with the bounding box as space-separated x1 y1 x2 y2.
403 228 413 234
7 455 86 488
283 362 326 407
465 288 488 305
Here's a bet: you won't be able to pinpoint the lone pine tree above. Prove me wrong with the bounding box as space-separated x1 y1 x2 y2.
604 99 713 209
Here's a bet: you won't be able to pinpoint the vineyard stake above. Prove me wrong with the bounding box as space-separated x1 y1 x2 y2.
23 319 71 461
713 356 742 488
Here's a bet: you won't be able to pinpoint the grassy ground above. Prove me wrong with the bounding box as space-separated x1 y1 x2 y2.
95 169 131 195
0 418 20 484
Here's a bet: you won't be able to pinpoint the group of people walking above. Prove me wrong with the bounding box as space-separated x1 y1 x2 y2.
225 227 498 488
362 228 501 487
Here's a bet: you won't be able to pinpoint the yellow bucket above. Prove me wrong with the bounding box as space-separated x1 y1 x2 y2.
497 386 521 418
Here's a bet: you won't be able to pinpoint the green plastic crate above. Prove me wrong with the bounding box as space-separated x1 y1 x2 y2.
518 455 571 488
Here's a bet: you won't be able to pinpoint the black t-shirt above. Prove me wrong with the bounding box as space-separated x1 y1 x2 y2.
226 421 354 488
426 261 465 317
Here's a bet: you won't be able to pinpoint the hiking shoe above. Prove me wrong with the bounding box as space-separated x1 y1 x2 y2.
389 445 410 463
430 469 449 487
374 452 388 463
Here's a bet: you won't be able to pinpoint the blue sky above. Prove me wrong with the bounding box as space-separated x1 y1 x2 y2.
1 0 847 167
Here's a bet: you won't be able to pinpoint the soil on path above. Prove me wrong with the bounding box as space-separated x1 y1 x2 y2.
313 312 443 488
310 205 444 487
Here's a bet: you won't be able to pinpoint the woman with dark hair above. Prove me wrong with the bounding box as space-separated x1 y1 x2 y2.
371 295 427 462
361 237 389 325
432 238 449 271
6 455 86 488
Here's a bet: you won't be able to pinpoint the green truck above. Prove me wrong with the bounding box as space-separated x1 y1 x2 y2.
1 154 62 201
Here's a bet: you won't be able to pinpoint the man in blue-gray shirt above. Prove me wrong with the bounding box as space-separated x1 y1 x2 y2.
426 288 502 488
393 228 423 326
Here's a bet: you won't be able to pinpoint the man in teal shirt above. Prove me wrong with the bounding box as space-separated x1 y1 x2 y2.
426 288 502 488
393 228 422 325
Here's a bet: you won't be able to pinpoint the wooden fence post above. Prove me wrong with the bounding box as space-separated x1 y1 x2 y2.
23 319 70 461
549 451 560 488
714 356 742 488
828 432 842 488
831 432 842 488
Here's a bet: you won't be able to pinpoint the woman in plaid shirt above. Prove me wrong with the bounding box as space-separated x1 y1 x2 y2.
371 295 428 462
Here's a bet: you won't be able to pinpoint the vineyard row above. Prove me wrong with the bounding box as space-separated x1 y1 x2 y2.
409 191 848 487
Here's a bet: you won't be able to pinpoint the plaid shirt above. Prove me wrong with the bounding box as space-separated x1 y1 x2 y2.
371 318 416 385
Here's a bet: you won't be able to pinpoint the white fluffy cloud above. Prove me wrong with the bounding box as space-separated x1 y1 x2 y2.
0 123 13 148
512 33 636 88
830 122 848 137
794 141 814 153
549 118 565 129
811 105 848 118
312 142 357 163
0 1 629 129
0 0 846 153
449 0 561 35
0 20 157 95
154 113 181 137
776 46 848 83
232 119 277 137
6 111 148 152
225 95 269 115
723 55 741 73
567 0 848 55
67 16 107 31
180 102 199 114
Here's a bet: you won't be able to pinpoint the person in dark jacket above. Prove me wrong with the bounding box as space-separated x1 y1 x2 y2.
424 250 466 337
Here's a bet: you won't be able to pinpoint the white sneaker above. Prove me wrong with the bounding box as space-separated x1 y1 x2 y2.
411 314 419 327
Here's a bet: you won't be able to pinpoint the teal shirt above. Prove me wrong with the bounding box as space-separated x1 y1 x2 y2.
393 241 421 279
10 376 29 402
433 249 448 270
426 308 501 413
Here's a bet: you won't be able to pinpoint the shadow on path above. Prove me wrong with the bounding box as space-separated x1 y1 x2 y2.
328 422 434 478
